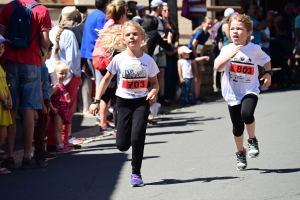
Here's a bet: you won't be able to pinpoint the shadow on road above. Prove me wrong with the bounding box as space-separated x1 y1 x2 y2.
146 176 239 185
248 168 300 174
147 130 201 137
1 153 127 200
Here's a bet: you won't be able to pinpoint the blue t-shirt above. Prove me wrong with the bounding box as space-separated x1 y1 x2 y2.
81 10 106 59
41 63 50 100
188 29 210 50
250 16 262 45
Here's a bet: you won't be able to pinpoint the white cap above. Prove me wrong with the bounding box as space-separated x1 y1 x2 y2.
151 0 167 8
224 8 235 17
178 46 192 54
0 34 9 43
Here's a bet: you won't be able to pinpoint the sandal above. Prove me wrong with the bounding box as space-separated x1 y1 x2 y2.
0 167 11 174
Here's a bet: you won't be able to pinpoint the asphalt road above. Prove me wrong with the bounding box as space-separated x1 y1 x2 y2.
1 88 300 200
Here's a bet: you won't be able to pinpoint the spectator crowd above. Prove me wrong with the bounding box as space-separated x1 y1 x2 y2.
0 0 299 175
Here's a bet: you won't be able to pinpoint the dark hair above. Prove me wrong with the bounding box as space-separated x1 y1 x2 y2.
95 0 109 10
127 7 137 20
243 3 252 14
142 15 158 31
76 6 88 14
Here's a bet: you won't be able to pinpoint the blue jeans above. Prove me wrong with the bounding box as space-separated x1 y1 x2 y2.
6 60 41 110
181 78 194 104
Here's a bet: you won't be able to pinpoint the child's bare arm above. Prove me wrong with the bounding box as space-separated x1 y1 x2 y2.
195 56 210 62
177 62 184 83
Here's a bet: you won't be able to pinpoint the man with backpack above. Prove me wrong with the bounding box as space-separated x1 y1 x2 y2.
0 0 51 170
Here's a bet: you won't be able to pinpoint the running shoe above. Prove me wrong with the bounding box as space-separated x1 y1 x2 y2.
56 146 72 154
68 136 84 145
99 124 114 133
131 174 144 187
22 157 48 170
1 157 15 171
0 167 11 174
236 147 247 171
247 138 259 158
38 152 57 161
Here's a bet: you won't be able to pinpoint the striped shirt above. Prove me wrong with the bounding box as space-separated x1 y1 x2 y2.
188 0 207 16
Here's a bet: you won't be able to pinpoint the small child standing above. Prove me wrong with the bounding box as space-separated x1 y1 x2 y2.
49 61 72 153
90 21 159 187
214 14 271 171
177 46 209 106
0 35 12 174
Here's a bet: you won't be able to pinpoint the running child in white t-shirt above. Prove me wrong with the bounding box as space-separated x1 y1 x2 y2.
89 21 159 187
214 13 272 171
177 46 209 106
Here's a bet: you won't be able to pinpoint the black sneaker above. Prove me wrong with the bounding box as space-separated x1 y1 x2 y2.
38 152 57 161
46 145 56 153
236 148 247 171
21 157 48 170
1 157 15 171
247 138 259 158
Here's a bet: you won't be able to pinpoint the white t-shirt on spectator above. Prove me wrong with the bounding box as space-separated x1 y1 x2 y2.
178 59 193 78
261 27 270 48
214 42 270 106
107 51 160 99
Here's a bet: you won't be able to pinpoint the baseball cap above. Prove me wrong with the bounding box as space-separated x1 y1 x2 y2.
138 6 146 11
151 0 167 8
224 8 235 17
178 46 192 54
0 34 10 43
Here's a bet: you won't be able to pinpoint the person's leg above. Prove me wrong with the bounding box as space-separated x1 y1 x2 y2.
241 94 259 158
62 76 81 144
99 100 109 127
0 126 7 147
158 68 165 98
188 78 194 103
22 109 35 159
33 101 49 157
116 97 132 152
80 73 92 114
53 114 63 146
192 61 200 99
131 97 149 175
181 80 188 105
95 69 103 123
228 104 244 152
6 110 17 158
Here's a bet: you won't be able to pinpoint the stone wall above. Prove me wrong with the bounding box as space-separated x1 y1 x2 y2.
201 49 215 96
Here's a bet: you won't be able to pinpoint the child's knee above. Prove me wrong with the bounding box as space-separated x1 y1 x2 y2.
232 125 244 137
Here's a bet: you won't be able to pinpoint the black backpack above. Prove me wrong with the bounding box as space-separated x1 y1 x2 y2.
8 0 40 48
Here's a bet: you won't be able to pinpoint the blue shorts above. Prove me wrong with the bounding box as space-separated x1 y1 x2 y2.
6 60 42 110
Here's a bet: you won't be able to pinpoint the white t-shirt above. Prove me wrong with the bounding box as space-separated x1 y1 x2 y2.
107 51 160 99
261 27 270 48
178 59 193 78
214 43 270 106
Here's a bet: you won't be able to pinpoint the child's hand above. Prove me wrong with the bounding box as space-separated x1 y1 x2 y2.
51 107 58 115
149 94 158 106
5 98 12 110
260 73 271 88
228 45 242 58
202 56 210 61
89 104 100 116
146 92 156 101
180 78 185 83
41 104 47 114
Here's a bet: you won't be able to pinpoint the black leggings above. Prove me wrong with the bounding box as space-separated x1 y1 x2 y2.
228 94 258 137
116 96 150 174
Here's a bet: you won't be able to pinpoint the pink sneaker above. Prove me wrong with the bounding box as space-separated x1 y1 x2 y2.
56 147 72 154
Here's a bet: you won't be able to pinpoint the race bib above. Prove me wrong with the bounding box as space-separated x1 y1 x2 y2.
196 44 203 54
229 62 254 83
121 79 148 90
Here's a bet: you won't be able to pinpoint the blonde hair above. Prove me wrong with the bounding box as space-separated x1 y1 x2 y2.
228 13 253 43
191 16 212 35
53 61 69 72
122 20 146 36
54 27 65 57
106 0 127 22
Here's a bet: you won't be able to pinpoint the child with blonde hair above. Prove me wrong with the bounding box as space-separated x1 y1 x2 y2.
90 21 159 187
0 35 12 174
214 13 271 170
177 46 209 106
49 61 72 153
